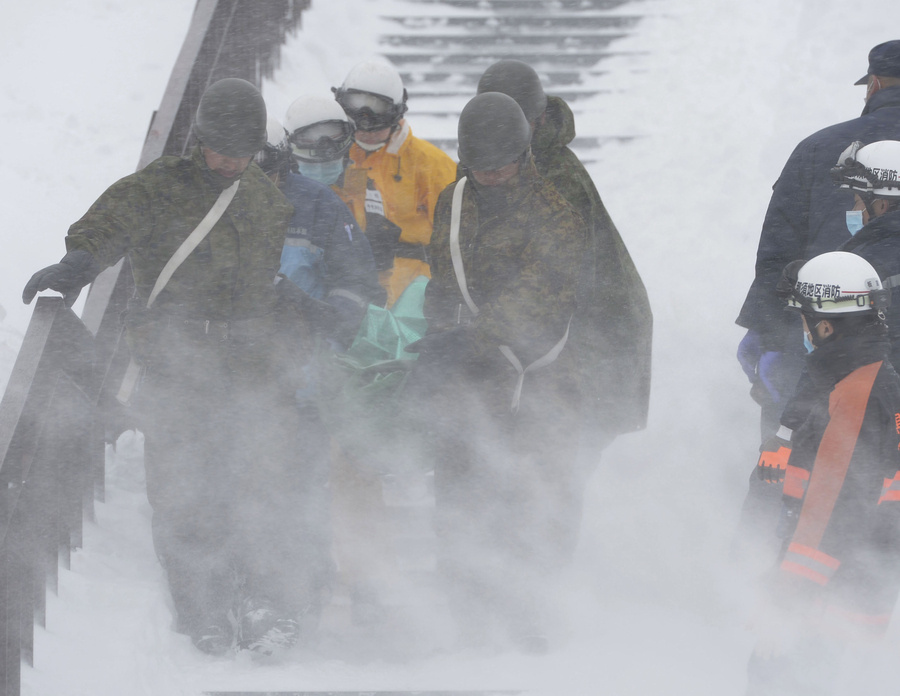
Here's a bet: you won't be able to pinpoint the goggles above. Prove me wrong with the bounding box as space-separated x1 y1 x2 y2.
335 88 406 132
288 120 354 163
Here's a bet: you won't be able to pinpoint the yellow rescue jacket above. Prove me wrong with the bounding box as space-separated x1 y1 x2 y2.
336 121 456 306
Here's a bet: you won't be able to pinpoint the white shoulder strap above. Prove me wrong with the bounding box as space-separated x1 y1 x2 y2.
117 178 240 404
499 317 572 414
449 176 480 317
146 179 240 308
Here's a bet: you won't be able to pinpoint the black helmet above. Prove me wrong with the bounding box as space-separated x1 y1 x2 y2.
458 92 531 171
477 59 547 123
194 78 267 158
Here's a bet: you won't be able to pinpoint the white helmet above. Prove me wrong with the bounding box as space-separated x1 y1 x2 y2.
264 116 288 148
283 95 354 163
334 58 408 132
255 116 291 175
786 251 888 316
832 140 900 199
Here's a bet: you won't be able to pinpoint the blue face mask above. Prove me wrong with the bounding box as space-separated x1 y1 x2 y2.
803 331 815 353
296 159 344 186
846 209 864 236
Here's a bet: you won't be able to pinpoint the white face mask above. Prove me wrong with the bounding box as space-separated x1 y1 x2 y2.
846 209 864 236
354 137 388 152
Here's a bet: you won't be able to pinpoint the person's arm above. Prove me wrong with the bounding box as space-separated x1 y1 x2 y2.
737 143 812 347
23 172 152 305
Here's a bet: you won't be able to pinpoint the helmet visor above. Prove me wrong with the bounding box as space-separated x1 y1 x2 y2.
288 120 354 163
336 89 402 131
339 90 395 115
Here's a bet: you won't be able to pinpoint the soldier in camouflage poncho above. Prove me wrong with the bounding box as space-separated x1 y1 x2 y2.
23 79 327 656
475 61 652 576
408 93 587 653
479 60 652 444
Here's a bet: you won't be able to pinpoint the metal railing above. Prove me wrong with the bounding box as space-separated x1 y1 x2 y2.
0 2 307 693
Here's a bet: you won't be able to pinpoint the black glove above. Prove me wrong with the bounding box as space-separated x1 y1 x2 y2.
22 249 101 307
365 212 402 273
276 275 341 335
364 180 401 272
405 327 476 360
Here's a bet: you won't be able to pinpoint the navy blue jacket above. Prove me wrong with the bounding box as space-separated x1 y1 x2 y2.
278 172 384 346
737 86 900 353
841 207 900 366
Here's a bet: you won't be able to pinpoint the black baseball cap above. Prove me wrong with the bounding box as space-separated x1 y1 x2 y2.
855 40 900 85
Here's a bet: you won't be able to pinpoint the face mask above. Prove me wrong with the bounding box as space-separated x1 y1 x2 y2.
354 137 388 152
803 331 815 353
846 209 864 236
295 159 344 186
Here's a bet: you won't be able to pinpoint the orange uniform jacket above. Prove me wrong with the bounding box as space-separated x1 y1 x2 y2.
777 334 900 634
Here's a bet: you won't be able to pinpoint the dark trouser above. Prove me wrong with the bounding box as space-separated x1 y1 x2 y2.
732 354 805 574
136 326 330 639
417 360 581 644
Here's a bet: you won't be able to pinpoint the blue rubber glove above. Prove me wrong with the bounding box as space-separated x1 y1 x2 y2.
737 330 763 382
758 351 786 404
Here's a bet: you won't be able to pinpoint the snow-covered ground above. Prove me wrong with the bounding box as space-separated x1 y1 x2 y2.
4 0 900 694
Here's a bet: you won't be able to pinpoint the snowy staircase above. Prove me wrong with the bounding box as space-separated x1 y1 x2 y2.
378 0 645 156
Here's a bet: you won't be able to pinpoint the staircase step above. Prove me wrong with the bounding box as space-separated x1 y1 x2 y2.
408 0 631 8
384 33 626 51
382 15 641 30
205 692 522 695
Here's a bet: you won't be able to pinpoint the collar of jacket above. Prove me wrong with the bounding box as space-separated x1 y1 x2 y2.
350 120 410 161
860 84 900 116
806 330 890 388
467 156 543 209
532 95 576 158
190 144 248 192
841 206 900 250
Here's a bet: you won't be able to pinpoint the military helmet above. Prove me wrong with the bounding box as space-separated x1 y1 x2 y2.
457 92 532 171
194 78 267 158
477 59 547 123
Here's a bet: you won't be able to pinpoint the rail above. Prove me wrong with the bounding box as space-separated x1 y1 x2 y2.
0 2 308 694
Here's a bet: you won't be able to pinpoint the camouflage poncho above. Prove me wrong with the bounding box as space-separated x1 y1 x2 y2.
533 95 652 436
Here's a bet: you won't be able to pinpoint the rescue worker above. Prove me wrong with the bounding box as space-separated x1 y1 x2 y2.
334 58 457 306
406 92 586 653
835 140 900 364
283 94 403 625
257 115 384 347
475 58 652 561
746 252 900 695
738 40 900 436
756 142 900 486
22 79 321 656
283 94 399 288
734 40 900 567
